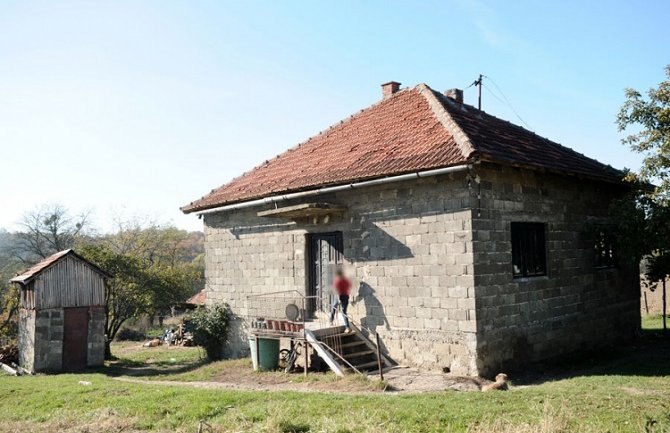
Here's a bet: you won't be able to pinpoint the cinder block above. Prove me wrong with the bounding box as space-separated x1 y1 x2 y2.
448 286 467 298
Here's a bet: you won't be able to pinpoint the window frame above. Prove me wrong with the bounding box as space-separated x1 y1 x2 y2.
511 222 548 279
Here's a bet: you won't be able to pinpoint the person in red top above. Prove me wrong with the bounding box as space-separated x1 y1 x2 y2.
329 267 352 332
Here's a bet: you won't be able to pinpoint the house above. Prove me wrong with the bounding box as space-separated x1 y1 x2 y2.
185 289 207 308
11 249 107 373
181 82 639 375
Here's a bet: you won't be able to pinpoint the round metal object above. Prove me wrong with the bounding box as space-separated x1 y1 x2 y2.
285 303 300 321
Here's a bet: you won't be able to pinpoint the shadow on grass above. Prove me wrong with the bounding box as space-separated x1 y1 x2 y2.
96 356 212 378
512 332 670 386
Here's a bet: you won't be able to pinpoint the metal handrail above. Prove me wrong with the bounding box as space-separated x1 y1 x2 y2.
330 302 392 373
311 339 362 375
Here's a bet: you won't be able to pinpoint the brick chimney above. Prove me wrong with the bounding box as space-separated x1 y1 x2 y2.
381 81 401 99
444 88 463 104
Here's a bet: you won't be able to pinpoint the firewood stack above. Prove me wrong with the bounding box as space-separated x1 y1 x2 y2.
0 344 19 365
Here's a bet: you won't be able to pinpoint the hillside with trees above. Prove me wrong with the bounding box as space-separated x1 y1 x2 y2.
0 204 204 357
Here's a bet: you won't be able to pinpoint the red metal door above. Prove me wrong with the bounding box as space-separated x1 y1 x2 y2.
63 307 89 371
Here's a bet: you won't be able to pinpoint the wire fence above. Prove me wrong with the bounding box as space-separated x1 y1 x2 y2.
245 290 319 336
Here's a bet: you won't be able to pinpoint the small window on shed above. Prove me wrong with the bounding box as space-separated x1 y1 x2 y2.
511 222 547 278
594 228 616 268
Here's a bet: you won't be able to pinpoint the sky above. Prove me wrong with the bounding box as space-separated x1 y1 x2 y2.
0 0 668 232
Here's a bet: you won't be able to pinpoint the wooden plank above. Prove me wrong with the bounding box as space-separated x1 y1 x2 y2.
34 254 105 309
0 362 17 376
340 340 366 348
352 360 380 369
257 203 346 219
344 349 375 358
349 324 394 367
304 329 346 377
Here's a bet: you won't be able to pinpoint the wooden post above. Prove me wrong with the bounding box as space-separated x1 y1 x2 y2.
375 333 384 381
303 299 308 377
304 342 309 377
663 279 667 335
644 291 649 315
254 335 260 372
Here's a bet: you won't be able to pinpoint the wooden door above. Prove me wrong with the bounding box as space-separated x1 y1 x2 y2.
307 232 343 317
63 307 89 372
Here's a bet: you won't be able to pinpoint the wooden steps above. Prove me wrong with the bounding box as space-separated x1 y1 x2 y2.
306 325 392 375
340 340 367 349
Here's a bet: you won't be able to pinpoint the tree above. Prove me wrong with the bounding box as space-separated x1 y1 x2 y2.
617 67 670 333
0 230 25 341
13 204 90 263
78 244 146 358
79 231 200 359
99 219 204 319
0 285 20 341
617 65 670 200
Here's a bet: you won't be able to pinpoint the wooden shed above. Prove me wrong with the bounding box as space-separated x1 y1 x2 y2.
10 249 107 373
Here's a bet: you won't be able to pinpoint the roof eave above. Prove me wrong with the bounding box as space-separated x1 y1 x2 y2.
479 158 626 186
182 162 476 215
10 249 111 285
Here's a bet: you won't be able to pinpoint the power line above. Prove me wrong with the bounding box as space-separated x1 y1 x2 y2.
464 80 477 90
482 76 533 130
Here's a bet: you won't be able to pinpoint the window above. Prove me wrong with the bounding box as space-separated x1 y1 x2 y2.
511 222 547 278
594 228 616 268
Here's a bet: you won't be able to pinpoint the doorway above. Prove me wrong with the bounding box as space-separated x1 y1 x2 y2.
63 307 89 372
307 232 343 318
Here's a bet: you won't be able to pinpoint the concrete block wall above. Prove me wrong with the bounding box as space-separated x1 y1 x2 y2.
87 306 106 367
33 308 64 372
19 306 105 372
471 164 640 375
204 172 480 374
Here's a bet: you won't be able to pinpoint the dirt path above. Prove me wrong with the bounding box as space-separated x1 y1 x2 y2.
113 366 486 394
113 376 384 394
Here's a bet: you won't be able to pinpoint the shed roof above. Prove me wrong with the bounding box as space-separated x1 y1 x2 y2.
182 83 623 214
10 249 109 285
185 289 206 306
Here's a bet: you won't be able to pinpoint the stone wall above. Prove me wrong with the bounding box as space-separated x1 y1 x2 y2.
19 306 106 372
18 309 35 372
471 164 640 375
87 306 106 367
33 308 64 372
204 172 480 374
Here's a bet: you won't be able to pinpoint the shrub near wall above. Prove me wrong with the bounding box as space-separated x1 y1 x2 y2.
192 304 230 360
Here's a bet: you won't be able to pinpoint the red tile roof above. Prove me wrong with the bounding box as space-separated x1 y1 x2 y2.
436 89 622 184
182 84 622 213
10 249 109 285
185 289 206 306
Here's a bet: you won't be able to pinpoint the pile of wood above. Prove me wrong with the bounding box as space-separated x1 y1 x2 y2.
0 344 31 376
141 320 196 349
0 344 18 365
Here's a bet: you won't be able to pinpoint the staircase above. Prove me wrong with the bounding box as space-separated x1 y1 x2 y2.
305 325 391 376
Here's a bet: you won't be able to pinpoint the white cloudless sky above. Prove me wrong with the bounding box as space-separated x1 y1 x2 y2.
1 1 668 232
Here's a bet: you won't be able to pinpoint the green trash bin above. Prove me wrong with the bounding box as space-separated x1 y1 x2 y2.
248 337 280 371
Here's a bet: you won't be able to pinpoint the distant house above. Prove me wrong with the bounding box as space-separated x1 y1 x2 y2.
184 289 207 308
182 82 639 375
11 249 107 373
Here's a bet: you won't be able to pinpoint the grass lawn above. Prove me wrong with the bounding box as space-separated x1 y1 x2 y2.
1 321 669 433
642 314 668 332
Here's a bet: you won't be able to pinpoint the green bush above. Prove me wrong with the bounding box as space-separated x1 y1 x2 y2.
191 304 230 360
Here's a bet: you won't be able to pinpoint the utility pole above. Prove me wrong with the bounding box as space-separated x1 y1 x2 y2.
474 74 483 110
